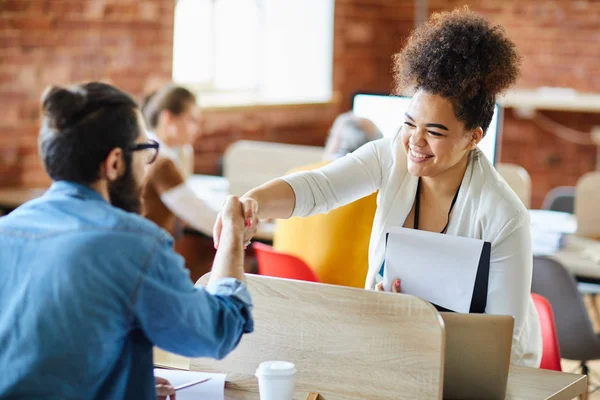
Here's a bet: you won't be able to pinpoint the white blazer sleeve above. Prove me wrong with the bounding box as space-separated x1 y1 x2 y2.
281 140 384 217
486 212 538 366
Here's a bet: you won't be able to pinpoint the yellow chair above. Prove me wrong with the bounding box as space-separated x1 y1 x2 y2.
273 161 377 288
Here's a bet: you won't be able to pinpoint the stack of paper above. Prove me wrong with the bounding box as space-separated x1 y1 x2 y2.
531 230 565 256
154 368 226 400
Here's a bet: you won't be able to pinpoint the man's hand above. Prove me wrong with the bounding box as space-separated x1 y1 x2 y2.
209 196 251 283
221 196 246 231
214 196 260 249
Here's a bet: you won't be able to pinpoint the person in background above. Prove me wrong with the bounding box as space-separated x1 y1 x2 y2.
273 112 382 287
0 82 257 399
215 7 542 367
141 85 217 238
323 112 383 161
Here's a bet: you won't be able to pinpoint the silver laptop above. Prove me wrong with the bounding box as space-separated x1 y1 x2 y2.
441 313 514 400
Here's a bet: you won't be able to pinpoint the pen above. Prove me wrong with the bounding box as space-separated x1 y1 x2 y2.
175 377 212 391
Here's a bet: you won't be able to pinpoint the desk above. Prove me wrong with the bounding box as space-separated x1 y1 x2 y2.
528 210 600 281
0 188 46 212
550 236 600 282
187 175 275 241
221 366 586 400
505 365 587 400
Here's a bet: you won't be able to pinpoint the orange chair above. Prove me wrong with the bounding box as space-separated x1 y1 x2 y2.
532 293 562 371
253 242 320 283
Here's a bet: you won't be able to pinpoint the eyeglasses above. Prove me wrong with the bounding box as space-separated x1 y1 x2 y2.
130 139 160 164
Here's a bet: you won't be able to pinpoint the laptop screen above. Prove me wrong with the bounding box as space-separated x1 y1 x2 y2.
351 93 503 165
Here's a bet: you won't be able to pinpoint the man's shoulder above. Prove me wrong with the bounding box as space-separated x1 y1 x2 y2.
0 195 174 246
111 207 174 243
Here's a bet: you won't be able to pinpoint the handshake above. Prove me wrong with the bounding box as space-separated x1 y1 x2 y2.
212 196 261 249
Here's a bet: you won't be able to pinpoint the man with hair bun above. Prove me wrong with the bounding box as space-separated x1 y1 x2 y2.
0 82 256 399
216 7 541 366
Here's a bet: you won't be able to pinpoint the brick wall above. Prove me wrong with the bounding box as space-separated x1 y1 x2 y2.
429 0 599 207
2 0 597 208
0 0 415 185
194 0 415 175
0 0 175 187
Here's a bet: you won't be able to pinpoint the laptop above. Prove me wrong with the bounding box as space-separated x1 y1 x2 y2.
440 313 514 400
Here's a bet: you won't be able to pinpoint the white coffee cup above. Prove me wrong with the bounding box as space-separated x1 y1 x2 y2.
255 361 296 400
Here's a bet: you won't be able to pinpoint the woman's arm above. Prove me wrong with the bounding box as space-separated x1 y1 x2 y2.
248 139 384 219
242 179 297 220
213 140 386 247
485 213 537 366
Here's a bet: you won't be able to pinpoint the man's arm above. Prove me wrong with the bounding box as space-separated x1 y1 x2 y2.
134 196 253 359
209 197 245 283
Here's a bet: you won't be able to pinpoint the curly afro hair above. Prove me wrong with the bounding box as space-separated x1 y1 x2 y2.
393 7 521 136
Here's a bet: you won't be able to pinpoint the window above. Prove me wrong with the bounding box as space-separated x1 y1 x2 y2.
172 0 334 107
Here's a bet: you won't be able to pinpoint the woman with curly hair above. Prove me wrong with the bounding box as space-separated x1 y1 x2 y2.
215 8 541 366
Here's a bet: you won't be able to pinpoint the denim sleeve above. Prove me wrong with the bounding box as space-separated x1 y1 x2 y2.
132 238 254 359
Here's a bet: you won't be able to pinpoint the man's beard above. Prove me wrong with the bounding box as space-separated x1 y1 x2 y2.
108 164 142 214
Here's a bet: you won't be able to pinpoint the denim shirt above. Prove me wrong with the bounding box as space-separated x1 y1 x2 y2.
0 182 254 399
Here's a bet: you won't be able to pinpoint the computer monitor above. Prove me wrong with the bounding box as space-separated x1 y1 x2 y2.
351 93 503 165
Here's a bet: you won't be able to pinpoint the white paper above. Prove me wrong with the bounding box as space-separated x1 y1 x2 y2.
187 175 229 212
529 209 577 235
531 231 564 256
383 227 485 313
154 369 226 400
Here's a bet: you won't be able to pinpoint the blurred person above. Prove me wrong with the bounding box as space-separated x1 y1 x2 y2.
141 85 217 237
273 112 382 287
0 82 256 399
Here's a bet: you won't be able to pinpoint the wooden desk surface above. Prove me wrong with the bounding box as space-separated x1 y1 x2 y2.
550 235 600 281
222 365 586 400
0 188 46 209
505 365 587 400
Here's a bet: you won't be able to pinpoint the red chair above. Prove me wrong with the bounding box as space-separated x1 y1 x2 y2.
252 242 320 282
532 293 562 371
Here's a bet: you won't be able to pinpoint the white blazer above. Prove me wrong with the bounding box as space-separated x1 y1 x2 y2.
282 135 542 367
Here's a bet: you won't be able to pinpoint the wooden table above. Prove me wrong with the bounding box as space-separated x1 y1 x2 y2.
222 365 586 400
551 249 600 282
544 235 600 282
0 188 46 211
505 366 587 400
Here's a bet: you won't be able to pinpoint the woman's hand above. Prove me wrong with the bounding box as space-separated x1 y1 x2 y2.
213 196 260 249
156 377 176 400
375 279 401 293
